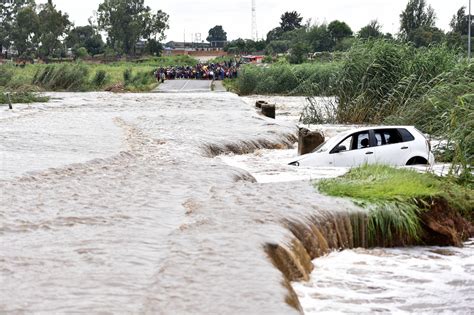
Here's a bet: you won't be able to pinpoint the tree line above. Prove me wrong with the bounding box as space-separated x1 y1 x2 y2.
0 0 169 60
1 0 472 61
223 0 473 63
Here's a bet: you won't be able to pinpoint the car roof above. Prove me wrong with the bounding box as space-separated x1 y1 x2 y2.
334 126 415 139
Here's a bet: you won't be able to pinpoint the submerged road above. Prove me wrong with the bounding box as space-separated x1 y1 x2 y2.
0 92 358 314
155 79 212 92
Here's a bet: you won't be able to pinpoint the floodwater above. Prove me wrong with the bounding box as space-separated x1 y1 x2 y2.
293 239 474 314
231 95 474 314
0 92 358 314
0 92 471 314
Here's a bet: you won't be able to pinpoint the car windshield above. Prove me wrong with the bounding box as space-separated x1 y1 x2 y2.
312 135 341 153
311 129 357 153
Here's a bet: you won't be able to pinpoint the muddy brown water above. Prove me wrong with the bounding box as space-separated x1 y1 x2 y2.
0 92 361 313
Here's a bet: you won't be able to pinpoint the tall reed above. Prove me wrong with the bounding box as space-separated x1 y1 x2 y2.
32 64 90 91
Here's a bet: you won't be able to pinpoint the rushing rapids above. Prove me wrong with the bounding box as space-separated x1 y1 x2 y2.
0 92 363 313
1 92 472 314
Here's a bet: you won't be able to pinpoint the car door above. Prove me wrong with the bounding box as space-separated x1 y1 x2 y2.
331 131 376 167
371 128 412 165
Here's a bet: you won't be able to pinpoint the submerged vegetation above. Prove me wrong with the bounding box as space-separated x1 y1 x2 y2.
0 91 49 104
317 165 473 245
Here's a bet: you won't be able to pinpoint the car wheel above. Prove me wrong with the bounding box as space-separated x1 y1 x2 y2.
406 156 428 165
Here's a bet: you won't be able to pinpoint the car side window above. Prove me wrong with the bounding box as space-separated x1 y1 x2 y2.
374 133 383 146
373 129 404 146
356 132 370 149
398 128 415 142
331 131 370 153
336 136 352 153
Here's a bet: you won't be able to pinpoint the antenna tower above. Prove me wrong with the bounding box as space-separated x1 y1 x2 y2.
251 0 258 40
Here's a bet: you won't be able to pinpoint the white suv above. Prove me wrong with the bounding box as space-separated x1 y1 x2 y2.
289 126 434 167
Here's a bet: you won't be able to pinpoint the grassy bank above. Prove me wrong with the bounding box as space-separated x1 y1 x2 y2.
317 165 473 245
0 55 198 93
231 61 341 96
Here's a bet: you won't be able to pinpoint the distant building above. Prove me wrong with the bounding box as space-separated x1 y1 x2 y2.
1 47 19 58
163 41 229 57
209 40 227 49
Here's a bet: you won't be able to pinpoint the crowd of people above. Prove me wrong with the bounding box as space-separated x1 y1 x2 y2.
155 60 240 82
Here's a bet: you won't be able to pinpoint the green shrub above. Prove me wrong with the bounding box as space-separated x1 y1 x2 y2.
32 64 89 91
234 65 259 95
331 40 458 123
0 91 49 104
92 69 109 87
386 62 474 183
75 47 89 59
123 68 132 85
0 65 14 86
233 62 340 96
122 68 155 90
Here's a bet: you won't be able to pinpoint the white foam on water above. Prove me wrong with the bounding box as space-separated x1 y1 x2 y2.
293 239 474 314
219 148 349 183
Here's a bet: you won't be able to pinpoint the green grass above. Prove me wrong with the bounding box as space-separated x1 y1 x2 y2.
0 55 199 92
318 164 441 202
317 165 473 245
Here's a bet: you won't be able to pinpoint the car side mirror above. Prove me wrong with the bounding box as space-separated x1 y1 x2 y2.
333 145 347 153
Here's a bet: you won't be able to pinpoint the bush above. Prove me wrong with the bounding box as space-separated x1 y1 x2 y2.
75 47 89 59
32 64 90 91
386 62 474 183
92 69 109 87
233 62 340 96
123 68 132 85
0 91 49 104
331 40 458 123
0 65 14 86
122 68 155 90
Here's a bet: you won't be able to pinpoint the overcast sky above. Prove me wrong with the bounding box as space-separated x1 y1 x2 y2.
37 0 469 42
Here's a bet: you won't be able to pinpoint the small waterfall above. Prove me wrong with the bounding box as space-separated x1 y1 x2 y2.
202 133 298 157
265 199 473 311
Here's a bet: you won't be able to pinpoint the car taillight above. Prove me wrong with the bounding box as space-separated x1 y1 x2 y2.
426 139 431 152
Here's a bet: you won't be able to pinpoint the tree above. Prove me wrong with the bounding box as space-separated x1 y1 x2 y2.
0 0 36 55
206 25 227 42
400 0 436 41
37 0 71 58
66 26 105 56
265 40 290 54
97 0 169 55
328 20 353 43
224 38 246 54
145 38 163 56
306 23 333 52
410 26 444 47
10 5 39 57
358 20 383 39
266 27 284 42
279 11 303 32
288 41 309 64
450 6 474 36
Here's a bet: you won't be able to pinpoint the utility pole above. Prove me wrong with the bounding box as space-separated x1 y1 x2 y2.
469 0 472 59
251 0 258 41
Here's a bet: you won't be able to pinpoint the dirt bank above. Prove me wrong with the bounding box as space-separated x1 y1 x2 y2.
265 198 473 311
